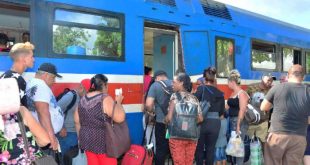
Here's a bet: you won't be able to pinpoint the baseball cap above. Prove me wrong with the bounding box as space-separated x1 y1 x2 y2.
80 79 91 91
153 70 167 78
262 73 276 80
38 63 62 78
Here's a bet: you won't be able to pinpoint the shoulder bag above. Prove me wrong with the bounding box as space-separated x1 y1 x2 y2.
104 102 131 158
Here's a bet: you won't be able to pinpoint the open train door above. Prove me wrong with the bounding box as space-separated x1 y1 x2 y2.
181 27 211 79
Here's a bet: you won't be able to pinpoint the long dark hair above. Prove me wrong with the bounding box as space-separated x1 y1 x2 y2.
89 74 108 92
176 73 192 92
205 66 217 83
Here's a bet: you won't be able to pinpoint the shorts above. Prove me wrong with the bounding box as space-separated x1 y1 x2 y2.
214 147 226 161
247 121 268 142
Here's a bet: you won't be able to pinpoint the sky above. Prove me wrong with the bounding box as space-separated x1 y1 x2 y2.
214 0 310 30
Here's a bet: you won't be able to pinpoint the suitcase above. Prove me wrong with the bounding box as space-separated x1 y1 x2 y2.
121 144 153 165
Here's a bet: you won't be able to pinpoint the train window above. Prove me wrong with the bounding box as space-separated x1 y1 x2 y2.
0 3 30 51
282 47 301 72
52 9 123 59
251 41 276 70
306 52 310 74
216 37 234 77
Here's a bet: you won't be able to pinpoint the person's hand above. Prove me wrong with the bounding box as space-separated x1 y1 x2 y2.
49 135 59 151
59 127 67 138
115 94 124 104
236 127 241 135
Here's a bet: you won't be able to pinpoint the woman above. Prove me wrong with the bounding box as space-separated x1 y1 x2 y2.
165 73 203 165
194 67 225 165
226 69 249 164
0 42 50 164
74 74 125 165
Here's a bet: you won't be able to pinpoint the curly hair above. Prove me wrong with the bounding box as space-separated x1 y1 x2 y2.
228 69 241 85
176 73 192 92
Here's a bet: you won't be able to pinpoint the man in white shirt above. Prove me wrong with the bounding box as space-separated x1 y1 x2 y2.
26 63 64 151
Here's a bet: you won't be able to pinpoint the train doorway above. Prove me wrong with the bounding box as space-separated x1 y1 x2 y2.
143 23 179 82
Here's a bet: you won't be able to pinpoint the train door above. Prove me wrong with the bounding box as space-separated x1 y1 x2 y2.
181 28 211 77
144 24 178 82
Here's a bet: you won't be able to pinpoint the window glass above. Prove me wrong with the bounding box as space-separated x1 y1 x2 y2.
251 41 276 70
282 47 294 71
53 25 122 57
306 52 310 74
52 9 123 59
216 38 234 77
55 9 120 28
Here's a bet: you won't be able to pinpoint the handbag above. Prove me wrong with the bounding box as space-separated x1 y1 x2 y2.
72 149 87 165
104 102 131 158
0 78 20 115
250 135 263 165
226 131 245 157
17 113 58 165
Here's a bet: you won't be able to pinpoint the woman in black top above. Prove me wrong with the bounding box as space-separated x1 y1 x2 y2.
194 67 225 165
226 69 249 165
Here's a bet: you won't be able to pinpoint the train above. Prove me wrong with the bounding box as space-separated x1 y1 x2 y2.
0 0 309 144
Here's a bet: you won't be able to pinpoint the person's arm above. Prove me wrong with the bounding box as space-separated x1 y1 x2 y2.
35 102 58 150
193 86 203 101
261 99 273 112
103 95 125 123
145 83 156 113
57 92 74 137
236 91 249 134
165 96 176 124
74 108 80 138
20 106 50 147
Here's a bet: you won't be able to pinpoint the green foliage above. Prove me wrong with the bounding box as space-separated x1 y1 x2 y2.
306 52 310 73
53 26 90 54
216 39 233 77
252 51 273 63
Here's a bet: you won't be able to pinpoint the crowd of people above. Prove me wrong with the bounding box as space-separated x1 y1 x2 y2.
0 41 309 165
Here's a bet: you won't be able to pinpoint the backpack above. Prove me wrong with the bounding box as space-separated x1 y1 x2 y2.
157 80 173 115
168 92 200 140
56 88 77 116
245 104 261 124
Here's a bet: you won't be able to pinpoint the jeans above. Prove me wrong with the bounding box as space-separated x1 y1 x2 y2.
155 122 170 165
57 132 78 155
229 117 248 165
195 118 221 165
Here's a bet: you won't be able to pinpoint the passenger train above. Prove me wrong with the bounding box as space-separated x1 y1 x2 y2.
0 0 309 144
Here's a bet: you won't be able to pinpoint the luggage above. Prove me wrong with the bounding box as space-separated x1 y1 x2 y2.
121 144 153 165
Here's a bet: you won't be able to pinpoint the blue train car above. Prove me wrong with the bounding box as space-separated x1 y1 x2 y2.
0 0 309 144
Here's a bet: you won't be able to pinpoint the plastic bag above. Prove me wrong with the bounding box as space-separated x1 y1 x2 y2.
250 136 263 165
226 131 245 157
73 149 87 165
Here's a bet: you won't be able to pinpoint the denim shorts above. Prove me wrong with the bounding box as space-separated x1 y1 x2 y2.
214 147 226 161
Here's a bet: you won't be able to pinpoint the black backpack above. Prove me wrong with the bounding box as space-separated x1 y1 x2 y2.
56 88 77 116
157 80 173 115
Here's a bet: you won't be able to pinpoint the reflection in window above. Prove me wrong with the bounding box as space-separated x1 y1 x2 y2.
216 38 234 77
52 9 123 59
306 52 310 74
251 41 276 70
53 25 122 57
55 9 120 28
282 48 294 72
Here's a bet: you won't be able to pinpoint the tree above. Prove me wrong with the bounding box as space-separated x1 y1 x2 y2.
92 18 122 57
53 26 90 54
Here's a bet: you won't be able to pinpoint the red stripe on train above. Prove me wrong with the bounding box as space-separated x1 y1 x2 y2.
51 83 144 104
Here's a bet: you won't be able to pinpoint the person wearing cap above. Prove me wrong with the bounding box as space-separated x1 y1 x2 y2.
57 79 91 157
145 70 172 165
261 65 310 165
26 63 64 152
246 73 275 146
0 42 51 164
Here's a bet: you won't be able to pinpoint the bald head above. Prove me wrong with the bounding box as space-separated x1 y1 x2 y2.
288 64 304 83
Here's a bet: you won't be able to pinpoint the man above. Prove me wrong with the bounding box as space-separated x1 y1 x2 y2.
247 73 275 144
261 65 310 165
0 33 10 52
22 32 30 43
0 42 35 106
27 63 64 151
145 70 172 165
57 79 91 155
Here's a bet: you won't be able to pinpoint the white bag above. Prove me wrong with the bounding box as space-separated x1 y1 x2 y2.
73 150 87 165
226 131 245 157
0 78 20 114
